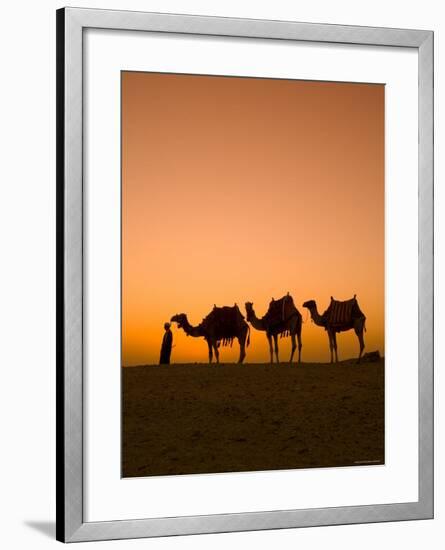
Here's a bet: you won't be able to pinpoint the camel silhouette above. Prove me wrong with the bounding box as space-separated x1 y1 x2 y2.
171 304 250 364
302 295 366 363
245 293 302 364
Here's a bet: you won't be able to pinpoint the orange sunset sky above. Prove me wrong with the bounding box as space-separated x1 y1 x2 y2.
122 72 384 365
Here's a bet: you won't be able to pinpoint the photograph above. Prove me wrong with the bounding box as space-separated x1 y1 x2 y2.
0 0 437 546
121 71 385 477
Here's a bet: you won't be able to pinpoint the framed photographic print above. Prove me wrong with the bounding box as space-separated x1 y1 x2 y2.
56 7 434 543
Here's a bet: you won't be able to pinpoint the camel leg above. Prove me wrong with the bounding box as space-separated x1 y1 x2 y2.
213 341 220 364
328 332 333 363
267 334 274 363
207 340 213 364
355 326 365 363
289 332 296 364
297 323 302 363
273 334 279 364
238 332 246 364
332 332 339 363
238 342 246 364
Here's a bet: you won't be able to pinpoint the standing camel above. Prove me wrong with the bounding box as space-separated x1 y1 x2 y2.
302 295 366 363
171 304 250 364
245 293 302 364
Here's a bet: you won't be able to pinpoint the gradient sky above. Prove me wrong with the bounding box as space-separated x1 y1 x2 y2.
122 72 384 365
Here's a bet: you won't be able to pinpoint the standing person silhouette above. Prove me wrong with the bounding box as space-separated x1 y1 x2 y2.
159 322 173 365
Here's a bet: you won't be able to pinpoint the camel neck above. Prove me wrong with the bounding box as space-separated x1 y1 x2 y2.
309 305 325 327
181 317 202 337
247 309 266 331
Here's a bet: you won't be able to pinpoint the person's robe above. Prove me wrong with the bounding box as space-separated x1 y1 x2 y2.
159 330 173 364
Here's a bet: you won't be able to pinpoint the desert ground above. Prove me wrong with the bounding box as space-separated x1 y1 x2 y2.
122 358 384 477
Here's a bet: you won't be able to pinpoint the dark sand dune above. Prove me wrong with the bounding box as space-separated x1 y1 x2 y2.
122 359 384 477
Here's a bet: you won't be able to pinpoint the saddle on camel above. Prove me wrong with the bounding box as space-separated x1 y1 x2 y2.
202 304 246 347
323 294 366 331
263 293 298 337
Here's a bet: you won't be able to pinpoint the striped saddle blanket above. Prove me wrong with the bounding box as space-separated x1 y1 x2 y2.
324 296 364 326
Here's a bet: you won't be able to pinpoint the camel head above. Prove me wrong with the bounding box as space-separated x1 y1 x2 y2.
170 313 187 329
302 299 316 310
245 302 254 321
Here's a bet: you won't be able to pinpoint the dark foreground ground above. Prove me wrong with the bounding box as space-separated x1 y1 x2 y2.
122 359 384 477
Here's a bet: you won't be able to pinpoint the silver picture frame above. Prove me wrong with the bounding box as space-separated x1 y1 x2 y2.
56 6 434 543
